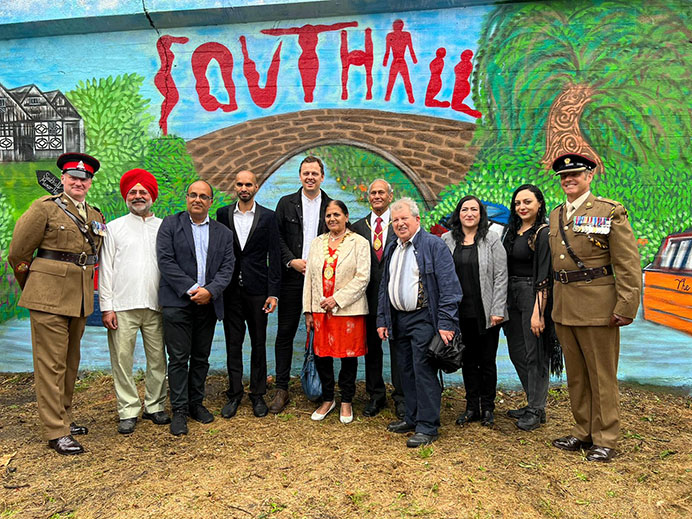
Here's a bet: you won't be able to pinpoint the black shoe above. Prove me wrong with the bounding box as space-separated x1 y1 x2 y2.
395 400 406 420
170 412 188 436
117 417 137 434
456 409 481 426
387 420 415 434
221 398 242 419
406 432 438 448
189 404 214 424
586 445 615 462
480 410 495 427
516 408 542 431
507 406 528 419
48 435 84 455
363 398 386 417
250 395 269 418
142 411 171 425
552 435 592 452
69 422 88 435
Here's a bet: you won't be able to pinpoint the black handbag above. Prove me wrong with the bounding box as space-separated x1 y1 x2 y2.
301 329 322 401
427 332 464 373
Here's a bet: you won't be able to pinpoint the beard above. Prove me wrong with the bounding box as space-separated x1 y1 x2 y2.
127 199 153 216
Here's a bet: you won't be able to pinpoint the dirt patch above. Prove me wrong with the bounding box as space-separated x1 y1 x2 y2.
1 372 691 519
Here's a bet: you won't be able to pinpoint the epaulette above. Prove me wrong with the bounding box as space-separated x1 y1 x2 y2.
91 204 106 223
40 194 61 202
594 196 627 218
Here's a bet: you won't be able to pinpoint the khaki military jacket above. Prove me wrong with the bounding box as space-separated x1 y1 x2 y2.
8 194 105 317
549 193 641 326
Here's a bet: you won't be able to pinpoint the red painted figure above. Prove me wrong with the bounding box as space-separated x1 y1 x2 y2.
155 35 190 134
340 28 373 100
451 49 482 118
425 47 450 108
262 21 358 103
240 36 282 109
383 19 418 104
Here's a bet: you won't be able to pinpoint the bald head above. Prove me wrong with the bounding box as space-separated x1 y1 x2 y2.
234 170 258 204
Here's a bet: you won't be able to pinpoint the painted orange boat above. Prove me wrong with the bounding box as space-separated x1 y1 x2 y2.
643 230 692 335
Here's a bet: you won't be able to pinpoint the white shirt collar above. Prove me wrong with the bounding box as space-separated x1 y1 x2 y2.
397 226 421 247
189 214 210 226
234 201 256 214
371 208 390 226
301 190 321 205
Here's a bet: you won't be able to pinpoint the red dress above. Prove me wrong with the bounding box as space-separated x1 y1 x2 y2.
312 247 366 358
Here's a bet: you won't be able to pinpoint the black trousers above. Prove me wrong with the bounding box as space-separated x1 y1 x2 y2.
162 303 217 413
460 317 500 412
223 283 268 400
273 280 303 390
392 308 440 436
315 355 358 402
364 315 404 404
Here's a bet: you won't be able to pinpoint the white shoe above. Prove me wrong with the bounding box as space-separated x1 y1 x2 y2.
311 401 336 421
340 403 354 424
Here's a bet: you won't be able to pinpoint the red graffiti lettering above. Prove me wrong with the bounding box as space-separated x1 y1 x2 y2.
191 42 238 113
383 20 417 104
340 28 373 101
425 47 450 108
154 35 190 135
451 50 482 118
261 21 358 103
240 36 282 109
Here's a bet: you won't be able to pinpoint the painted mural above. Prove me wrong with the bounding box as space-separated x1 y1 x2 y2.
0 1 690 389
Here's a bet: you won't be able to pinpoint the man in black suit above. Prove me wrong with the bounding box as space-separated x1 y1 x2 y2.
352 179 404 418
216 170 281 419
157 180 235 436
269 156 332 414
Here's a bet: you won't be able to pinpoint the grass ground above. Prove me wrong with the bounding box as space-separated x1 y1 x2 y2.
0 373 690 519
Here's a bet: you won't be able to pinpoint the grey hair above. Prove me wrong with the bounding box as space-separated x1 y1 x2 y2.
367 178 393 194
390 197 420 218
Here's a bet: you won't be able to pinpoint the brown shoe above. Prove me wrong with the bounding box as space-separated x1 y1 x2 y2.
586 445 615 462
48 435 84 455
552 435 593 452
268 389 289 414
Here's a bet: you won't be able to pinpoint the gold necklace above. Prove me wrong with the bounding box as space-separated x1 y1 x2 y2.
323 231 349 279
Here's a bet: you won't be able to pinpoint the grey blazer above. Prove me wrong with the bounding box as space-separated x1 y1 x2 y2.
442 229 508 329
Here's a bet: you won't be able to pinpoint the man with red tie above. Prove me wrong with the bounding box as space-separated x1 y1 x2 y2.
352 179 404 418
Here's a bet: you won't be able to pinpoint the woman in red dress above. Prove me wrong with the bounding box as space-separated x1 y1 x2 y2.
304 200 371 423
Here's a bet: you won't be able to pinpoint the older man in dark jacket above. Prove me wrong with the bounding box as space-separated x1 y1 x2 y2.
377 197 462 447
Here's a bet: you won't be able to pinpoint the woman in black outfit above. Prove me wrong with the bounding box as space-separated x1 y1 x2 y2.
502 184 557 431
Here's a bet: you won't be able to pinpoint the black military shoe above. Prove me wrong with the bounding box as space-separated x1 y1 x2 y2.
456 409 481 426
507 406 528 419
387 420 415 433
69 422 88 435
363 398 386 417
406 433 438 448
552 435 592 452
516 408 543 431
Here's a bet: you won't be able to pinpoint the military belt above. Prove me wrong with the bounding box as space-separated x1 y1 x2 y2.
37 249 98 266
554 265 613 284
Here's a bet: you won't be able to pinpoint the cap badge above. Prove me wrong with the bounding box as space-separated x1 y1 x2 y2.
564 157 571 164
76 161 86 171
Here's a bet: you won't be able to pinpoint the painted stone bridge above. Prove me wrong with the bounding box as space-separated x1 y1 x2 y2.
186 109 478 207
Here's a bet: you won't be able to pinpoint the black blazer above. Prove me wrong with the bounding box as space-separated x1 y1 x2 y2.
352 213 397 316
274 188 332 286
216 202 281 298
156 211 235 320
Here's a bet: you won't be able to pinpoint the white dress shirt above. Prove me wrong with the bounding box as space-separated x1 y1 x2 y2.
566 190 591 220
388 227 421 312
233 201 256 250
99 212 162 312
370 208 390 245
301 190 322 260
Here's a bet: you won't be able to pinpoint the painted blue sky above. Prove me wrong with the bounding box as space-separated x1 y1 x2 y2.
1 0 312 24
0 7 488 140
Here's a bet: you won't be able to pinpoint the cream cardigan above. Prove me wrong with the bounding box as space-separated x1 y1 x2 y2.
303 231 371 316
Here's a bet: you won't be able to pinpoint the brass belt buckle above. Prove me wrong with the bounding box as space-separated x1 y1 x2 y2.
558 270 569 284
77 252 88 266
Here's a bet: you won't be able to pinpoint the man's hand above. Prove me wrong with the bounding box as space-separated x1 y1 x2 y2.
290 259 306 275
377 327 389 340
490 315 504 327
305 312 314 331
439 329 455 345
609 314 633 327
190 287 212 305
263 297 278 313
320 296 338 312
102 310 118 330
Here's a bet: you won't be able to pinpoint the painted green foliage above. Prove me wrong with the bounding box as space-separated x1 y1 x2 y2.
424 0 692 265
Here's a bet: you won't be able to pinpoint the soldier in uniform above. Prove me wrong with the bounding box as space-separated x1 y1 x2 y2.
548 153 641 462
8 152 105 455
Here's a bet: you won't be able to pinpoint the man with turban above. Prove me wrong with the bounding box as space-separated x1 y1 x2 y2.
99 168 170 434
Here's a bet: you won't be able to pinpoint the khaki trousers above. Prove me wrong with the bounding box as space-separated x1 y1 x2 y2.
554 323 620 448
30 310 86 440
107 308 167 419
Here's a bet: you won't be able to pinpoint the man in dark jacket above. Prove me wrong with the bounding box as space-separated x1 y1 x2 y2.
269 156 332 413
377 198 462 447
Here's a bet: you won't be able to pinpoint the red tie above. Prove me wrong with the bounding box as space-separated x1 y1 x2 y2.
374 217 384 262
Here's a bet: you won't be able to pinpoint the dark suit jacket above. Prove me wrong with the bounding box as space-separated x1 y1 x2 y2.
156 211 235 320
352 212 397 316
274 188 332 286
216 202 281 298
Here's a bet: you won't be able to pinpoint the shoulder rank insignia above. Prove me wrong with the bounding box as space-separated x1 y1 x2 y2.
573 216 611 235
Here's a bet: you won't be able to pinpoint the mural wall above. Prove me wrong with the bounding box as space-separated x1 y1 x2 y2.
1 0 690 389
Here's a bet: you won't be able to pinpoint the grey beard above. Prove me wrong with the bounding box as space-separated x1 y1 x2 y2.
127 200 152 216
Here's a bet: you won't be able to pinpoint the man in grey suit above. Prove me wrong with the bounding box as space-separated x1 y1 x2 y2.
156 180 235 436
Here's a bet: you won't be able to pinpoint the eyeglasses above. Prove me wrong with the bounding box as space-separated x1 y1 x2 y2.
186 193 212 201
